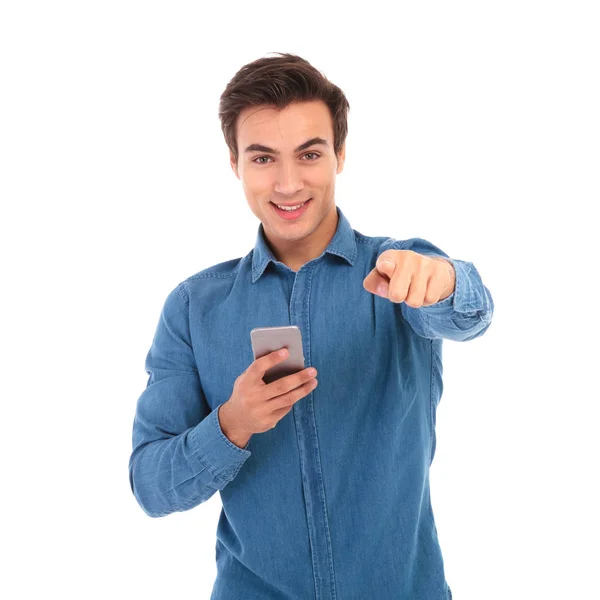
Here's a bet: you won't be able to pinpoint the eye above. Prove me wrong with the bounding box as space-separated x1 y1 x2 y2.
251 152 321 165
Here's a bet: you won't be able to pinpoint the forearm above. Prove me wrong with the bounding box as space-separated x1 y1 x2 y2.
129 428 218 518
129 408 252 518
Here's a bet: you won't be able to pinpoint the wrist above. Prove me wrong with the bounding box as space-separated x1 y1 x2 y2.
218 402 252 448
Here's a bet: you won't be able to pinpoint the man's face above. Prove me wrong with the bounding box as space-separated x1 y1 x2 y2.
230 100 345 247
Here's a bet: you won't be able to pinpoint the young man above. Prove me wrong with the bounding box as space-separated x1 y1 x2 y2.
128 52 494 600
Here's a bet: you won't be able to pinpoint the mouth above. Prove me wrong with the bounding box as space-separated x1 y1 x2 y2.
271 198 312 220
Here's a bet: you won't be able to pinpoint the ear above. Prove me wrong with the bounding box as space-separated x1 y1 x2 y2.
229 152 240 179
336 142 346 174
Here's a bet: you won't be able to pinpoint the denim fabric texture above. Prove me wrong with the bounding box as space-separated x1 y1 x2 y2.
129 205 494 599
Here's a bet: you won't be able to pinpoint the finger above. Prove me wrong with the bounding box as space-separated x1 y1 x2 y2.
271 377 318 411
403 272 428 307
363 268 390 295
265 366 317 400
253 348 289 379
423 273 445 306
388 266 411 303
368 257 395 293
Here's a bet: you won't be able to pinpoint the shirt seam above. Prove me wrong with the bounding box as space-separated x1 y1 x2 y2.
429 340 435 459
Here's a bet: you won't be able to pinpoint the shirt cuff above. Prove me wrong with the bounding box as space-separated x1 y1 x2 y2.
189 406 252 486
418 257 486 317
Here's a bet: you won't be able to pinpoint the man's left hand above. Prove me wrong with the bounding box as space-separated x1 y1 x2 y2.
363 250 456 308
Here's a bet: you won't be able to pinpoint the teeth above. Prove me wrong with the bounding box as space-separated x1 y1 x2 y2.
276 202 306 211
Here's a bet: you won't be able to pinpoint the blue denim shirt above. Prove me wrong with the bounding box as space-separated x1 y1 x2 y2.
128 205 494 599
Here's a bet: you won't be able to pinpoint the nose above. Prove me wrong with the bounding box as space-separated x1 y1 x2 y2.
273 161 305 197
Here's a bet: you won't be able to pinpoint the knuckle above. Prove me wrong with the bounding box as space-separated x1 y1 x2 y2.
425 293 437 305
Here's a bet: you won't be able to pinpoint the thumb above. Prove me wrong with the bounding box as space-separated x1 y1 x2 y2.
363 266 391 297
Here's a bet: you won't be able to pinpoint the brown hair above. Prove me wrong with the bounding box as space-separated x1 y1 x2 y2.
218 52 350 166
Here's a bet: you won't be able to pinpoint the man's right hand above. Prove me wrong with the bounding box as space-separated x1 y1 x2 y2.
218 348 318 445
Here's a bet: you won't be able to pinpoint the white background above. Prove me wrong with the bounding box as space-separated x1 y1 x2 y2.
2 1 598 599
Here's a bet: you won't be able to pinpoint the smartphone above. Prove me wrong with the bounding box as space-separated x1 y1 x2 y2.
250 325 305 384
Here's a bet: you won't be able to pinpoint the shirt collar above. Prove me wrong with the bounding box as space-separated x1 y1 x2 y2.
251 205 357 283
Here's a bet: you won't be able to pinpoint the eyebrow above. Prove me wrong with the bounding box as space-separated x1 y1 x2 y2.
244 137 329 155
